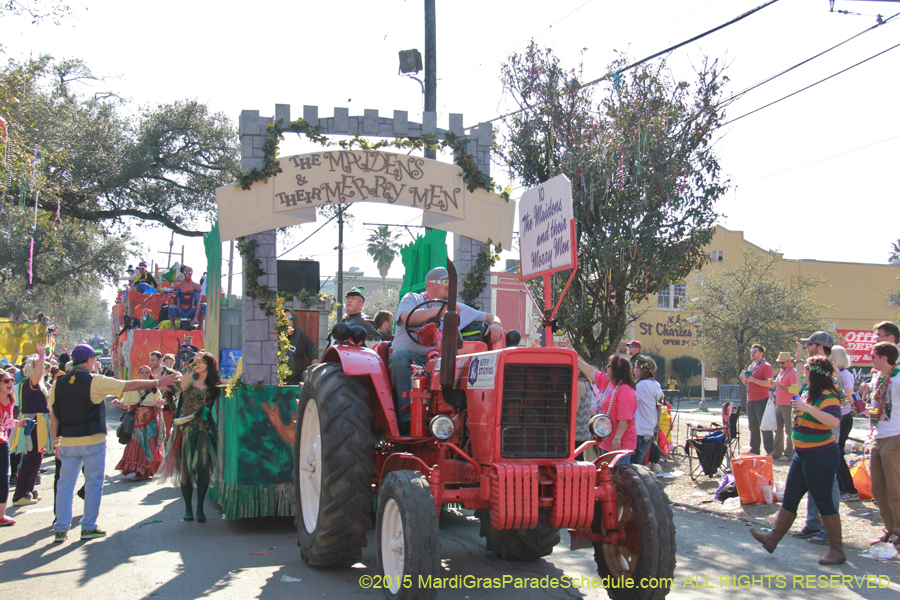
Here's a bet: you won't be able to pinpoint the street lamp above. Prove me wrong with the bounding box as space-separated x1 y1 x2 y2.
685 315 707 412
688 274 708 412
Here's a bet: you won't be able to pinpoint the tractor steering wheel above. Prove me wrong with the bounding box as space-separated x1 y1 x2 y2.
404 299 448 347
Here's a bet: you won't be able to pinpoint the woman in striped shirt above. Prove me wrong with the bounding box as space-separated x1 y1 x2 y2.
750 355 844 565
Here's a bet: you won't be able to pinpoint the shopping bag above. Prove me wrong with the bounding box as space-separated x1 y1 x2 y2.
850 458 874 500
760 397 777 431
732 453 774 504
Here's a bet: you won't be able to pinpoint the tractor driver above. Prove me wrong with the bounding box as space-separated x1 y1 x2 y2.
389 266 502 434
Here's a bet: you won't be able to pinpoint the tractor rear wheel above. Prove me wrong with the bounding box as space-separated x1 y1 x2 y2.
593 464 676 600
475 508 560 560
294 363 375 567
376 470 440 600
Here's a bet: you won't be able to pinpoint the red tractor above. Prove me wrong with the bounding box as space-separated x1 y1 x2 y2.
293 261 676 600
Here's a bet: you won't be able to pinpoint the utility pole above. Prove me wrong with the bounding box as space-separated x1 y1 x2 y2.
424 0 436 160
227 239 234 296
161 230 174 267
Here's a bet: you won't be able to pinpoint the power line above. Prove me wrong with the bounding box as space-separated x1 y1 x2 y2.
277 214 337 258
382 0 407 42
439 0 596 83
721 39 900 125
725 9 900 105
737 132 900 185
468 0 783 129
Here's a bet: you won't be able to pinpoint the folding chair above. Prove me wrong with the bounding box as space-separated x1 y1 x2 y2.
683 401 741 481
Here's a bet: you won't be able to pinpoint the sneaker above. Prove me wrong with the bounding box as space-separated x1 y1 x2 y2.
80 528 107 540
777 456 791 462
840 492 859 502
12 497 37 506
53 532 67 543
0 515 15 527
808 531 829 545
30 490 41 501
791 525 820 539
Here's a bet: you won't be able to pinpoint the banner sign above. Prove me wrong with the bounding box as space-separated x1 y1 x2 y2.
837 329 876 364
519 175 575 279
273 150 464 218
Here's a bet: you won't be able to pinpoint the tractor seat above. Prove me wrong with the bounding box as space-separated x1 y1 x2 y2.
373 340 393 379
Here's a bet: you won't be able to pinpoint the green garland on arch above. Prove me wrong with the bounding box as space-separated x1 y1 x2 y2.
236 117 505 198
235 237 336 386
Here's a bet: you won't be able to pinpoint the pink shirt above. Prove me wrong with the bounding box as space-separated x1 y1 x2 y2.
747 360 773 402
594 371 638 452
0 398 13 444
774 367 797 406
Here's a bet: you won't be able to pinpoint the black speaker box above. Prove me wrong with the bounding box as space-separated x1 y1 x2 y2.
277 260 320 295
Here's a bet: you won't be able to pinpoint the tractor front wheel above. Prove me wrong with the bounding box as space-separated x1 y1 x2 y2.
593 464 676 600
475 508 560 560
294 363 375 567
376 470 440 600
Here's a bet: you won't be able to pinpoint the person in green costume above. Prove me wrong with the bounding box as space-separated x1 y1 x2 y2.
158 352 221 522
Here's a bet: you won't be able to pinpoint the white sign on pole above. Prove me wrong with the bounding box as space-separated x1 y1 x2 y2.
518 174 575 280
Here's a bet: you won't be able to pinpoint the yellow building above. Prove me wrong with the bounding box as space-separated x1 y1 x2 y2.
630 225 898 390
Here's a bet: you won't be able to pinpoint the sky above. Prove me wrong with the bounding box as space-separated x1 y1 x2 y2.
5 0 899 303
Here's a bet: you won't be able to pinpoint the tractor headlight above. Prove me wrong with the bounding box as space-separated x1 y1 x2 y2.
589 414 614 439
430 415 455 440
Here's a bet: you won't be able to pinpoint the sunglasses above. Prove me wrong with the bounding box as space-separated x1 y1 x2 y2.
0 378 12 384
806 342 817 347
431 278 450 286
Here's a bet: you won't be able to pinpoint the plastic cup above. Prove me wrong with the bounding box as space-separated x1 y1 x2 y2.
762 485 773 504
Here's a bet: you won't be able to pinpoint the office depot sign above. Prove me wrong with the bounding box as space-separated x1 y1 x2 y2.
837 329 877 364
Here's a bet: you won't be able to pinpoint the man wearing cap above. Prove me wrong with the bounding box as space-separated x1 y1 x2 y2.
49 344 180 543
132 262 159 294
739 343 774 455
341 287 381 342
389 266 503 434
755 351 798 461
626 340 644 369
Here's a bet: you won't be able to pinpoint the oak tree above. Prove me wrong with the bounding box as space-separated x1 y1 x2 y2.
499 44 728 363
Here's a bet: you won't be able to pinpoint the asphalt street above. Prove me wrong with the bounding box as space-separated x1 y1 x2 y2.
1 410 897 600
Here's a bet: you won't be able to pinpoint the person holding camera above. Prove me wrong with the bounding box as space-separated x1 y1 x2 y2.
740 344 774 455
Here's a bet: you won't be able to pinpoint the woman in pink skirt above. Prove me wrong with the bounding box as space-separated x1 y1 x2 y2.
115 366 165 480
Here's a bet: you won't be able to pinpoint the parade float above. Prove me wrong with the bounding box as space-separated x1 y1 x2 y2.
205 103 511 521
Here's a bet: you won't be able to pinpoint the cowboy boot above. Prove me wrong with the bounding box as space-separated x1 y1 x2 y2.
751 508 796 553
818 514 846 565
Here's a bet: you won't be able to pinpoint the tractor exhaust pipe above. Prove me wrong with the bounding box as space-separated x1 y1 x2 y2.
440 260 460 392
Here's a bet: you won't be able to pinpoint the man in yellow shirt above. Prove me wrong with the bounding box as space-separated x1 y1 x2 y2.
49 344 180 542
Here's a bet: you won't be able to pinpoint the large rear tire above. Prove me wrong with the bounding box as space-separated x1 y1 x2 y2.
293 362 375 567
475 508 560 560
593 464 676 600
376 470 440 600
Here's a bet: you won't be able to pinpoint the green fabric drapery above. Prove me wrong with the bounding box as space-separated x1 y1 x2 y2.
398 229 447 297
203 222 222 361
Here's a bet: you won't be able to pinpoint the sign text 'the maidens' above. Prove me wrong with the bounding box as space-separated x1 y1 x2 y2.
272 151 465 219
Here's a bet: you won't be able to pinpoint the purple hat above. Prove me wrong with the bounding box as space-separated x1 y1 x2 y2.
138 261 148 269
71 344 101 364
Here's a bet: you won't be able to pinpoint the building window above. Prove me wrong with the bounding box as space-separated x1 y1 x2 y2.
888 293 900 308
711 250 724 262
658 283 685 310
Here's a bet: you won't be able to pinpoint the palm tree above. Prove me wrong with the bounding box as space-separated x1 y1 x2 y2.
890 239 900 263
367 226 402 285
